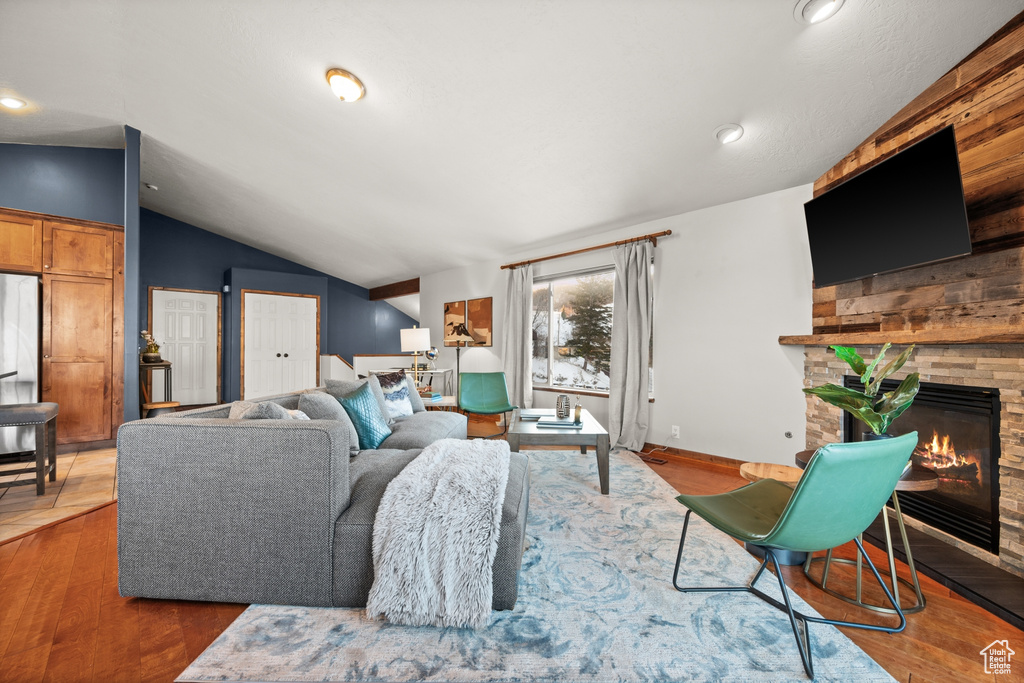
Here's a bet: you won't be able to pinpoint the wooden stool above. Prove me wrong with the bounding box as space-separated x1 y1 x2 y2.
739 462 803 487
795 449 938 614
141 401 180 418
0 403 58 495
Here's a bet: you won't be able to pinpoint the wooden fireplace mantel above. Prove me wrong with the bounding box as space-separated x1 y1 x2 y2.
778 326 1024 346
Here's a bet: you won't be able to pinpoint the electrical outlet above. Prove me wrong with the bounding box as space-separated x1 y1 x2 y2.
671 425 680 439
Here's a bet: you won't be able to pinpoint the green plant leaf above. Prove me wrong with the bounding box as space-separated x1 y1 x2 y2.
875 372 920 432
860 342 891 394
830 345 867 375
803 384 886 434
868 344 916 395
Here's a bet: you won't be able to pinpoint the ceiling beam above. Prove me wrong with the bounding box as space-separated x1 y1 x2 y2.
369 277 419 301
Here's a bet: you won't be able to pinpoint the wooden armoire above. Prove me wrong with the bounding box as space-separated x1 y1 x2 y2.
0 207 124 446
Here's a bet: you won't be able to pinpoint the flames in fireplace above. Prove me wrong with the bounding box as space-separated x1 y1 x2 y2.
914 430 980 486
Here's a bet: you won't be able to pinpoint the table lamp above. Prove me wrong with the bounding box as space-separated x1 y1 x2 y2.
400 326 431 387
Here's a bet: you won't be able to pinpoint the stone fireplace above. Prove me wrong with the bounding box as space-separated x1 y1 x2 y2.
803 344 1024 579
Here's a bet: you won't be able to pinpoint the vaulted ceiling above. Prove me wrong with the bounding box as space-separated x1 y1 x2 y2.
1 1 1021 288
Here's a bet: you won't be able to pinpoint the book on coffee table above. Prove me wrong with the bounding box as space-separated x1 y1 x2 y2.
518 409 551 421
536 418 584 429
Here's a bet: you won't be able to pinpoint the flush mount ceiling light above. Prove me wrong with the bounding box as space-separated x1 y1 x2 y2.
0 97 27 109
326 68 365 102
714 123 744 144
794 0 845 24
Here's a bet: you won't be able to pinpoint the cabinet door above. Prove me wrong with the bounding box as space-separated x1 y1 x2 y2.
0 212 42 273
43 274 113 444
44 221 113 278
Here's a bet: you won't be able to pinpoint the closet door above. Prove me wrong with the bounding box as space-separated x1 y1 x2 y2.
43 274 112 443
44 221 113 278
0 211 42 273
242 291 319 400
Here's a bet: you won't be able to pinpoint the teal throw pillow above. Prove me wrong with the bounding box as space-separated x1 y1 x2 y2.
340 382 392 449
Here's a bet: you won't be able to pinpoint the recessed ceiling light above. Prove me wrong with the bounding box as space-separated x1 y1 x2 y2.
794 0 845 24
144 183 158 191
714 124 744 144
0 97 27 110
326 68 365 102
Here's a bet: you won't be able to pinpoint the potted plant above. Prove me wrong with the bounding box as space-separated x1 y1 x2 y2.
140 330 162 363
803 343 920 438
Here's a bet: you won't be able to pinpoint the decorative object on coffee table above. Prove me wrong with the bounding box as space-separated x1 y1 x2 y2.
140 329 162 363
803 343 920 437
555 394 570 419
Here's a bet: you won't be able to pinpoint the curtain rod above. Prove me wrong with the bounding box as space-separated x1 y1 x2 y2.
500 229 671 270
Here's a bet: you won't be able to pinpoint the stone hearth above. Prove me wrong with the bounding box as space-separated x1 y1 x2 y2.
803 344 1024 578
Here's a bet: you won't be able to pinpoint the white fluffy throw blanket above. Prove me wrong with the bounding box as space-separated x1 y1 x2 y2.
365 438 511 628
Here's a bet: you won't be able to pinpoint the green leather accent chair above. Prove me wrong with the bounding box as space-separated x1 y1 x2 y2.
458 372 517 438
672 432 918 679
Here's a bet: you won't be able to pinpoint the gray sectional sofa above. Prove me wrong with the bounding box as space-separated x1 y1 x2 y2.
116 384 531 610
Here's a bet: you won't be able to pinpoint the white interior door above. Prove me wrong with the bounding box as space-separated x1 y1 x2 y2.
151 289 220 405
243 292 318 400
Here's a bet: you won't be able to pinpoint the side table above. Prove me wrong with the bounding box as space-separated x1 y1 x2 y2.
795 449 938 614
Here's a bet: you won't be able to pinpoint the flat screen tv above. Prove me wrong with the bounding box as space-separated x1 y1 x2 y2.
803 125 972 288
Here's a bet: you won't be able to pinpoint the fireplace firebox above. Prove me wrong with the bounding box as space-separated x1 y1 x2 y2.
843 377 1000 554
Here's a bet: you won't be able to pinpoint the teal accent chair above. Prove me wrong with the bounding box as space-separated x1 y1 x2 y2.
672 432 918 679
458 372 517 438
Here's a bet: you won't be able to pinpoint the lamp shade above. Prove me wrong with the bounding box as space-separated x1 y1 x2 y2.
400 327 431 353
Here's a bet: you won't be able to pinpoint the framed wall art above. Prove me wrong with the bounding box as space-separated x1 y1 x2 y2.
443 300 468 347
467 296 493 347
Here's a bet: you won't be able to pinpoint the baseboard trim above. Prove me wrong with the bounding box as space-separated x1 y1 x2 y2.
639 443 744 470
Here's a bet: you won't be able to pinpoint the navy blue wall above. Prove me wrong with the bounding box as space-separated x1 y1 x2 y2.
140 209 417 401
123 127 141 421
0 143 125 225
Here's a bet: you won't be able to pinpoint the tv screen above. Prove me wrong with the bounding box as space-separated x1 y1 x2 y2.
804 125 972 288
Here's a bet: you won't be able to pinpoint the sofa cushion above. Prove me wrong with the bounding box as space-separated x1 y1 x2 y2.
378 410 467 450
299 392 359 456
406 377 426 413
326 376 392 424
340 383 392 450
374 371 414 420
229 401 292 420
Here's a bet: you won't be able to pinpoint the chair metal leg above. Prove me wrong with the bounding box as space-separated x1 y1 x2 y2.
672 515 907 679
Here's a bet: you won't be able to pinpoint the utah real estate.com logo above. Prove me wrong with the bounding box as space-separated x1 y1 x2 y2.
980 640 1015 675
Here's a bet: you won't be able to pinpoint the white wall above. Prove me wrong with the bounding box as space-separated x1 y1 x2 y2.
420 183 813 465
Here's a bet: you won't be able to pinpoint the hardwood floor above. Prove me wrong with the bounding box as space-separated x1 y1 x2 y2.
0 435 1019 682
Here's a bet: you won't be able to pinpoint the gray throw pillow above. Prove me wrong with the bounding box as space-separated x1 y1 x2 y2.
325 376 392 425
406 376 426 413
229 400 291 420
298 391 360 455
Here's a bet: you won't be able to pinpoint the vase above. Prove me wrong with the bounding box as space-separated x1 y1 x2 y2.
863 432 892 441
573 396 582 424
142 352 162 363
555 394 570 419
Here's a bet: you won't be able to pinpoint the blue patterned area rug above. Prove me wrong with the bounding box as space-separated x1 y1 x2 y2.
178 450 893 683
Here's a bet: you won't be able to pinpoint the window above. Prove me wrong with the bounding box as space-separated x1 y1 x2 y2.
532 270 615 392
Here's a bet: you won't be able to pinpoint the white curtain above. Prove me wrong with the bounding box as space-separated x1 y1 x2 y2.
502 264 533 409
609 241 654 451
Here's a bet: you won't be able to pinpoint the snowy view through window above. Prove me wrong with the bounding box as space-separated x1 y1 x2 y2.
532 271 614 391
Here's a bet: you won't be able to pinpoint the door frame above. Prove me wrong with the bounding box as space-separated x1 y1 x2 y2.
240 289 321 399
148 286 223 405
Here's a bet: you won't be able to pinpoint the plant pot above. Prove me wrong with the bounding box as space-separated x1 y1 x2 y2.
863 432 892 441
142 352 162 363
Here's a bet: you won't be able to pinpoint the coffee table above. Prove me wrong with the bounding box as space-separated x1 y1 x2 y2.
507 408 610 494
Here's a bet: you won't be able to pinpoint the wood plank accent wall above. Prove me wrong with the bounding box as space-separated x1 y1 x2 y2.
810 12 1024 337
